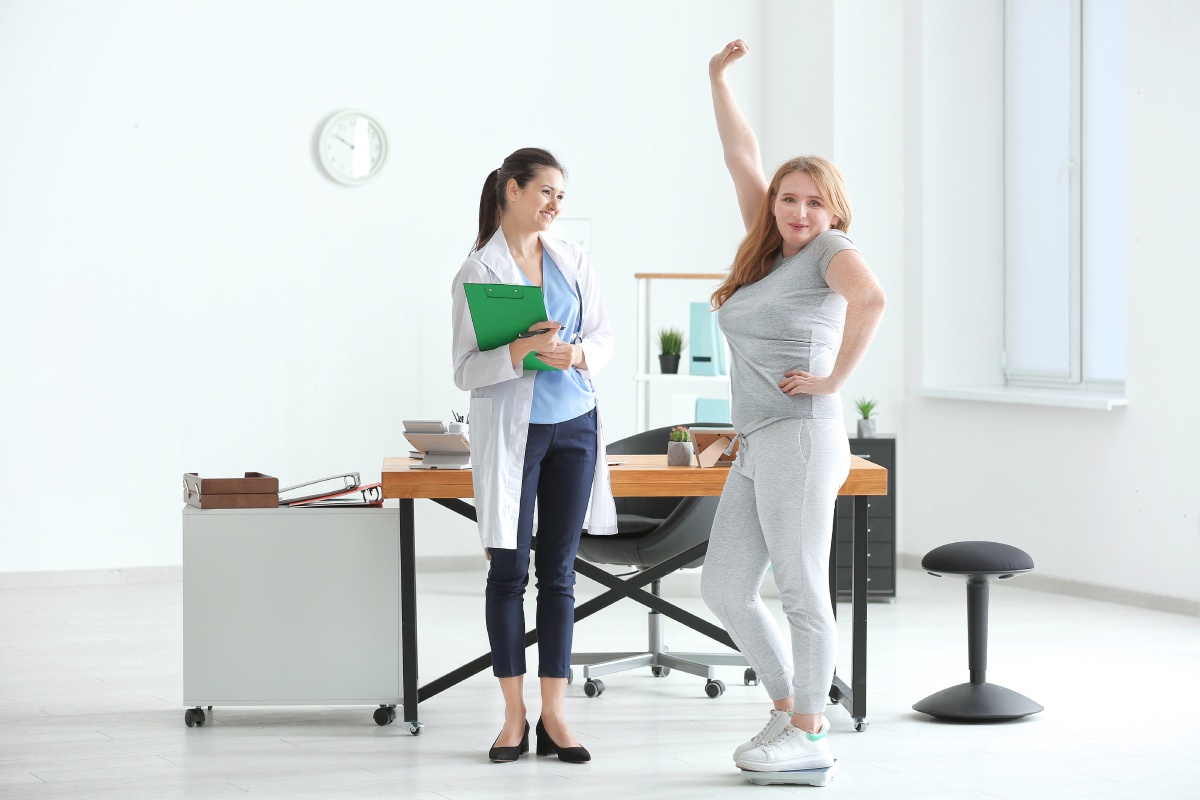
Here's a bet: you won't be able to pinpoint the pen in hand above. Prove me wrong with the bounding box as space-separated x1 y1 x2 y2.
517 328 553 339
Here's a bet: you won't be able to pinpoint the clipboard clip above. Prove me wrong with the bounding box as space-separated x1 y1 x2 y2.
485 286 526 299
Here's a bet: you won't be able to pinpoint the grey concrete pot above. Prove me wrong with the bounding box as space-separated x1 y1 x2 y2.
667 440 694 466
856 418 877 438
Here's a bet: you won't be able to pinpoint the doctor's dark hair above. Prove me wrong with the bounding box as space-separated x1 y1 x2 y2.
472 148 566 254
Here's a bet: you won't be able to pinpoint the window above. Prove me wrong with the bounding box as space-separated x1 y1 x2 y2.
1004 0 1125 389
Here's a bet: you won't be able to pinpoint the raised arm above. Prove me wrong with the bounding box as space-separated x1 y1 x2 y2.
709 39 768 231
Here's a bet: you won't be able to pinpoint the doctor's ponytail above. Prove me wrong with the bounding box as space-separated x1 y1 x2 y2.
471 148 566 254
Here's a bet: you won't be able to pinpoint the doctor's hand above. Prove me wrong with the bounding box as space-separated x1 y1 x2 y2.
779 369 841 397
709 39 749 80
509 322 562 368
534 343 583 371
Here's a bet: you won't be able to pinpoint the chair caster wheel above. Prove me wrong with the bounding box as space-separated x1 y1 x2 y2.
373 706 396 726
744 668 758 686
408 721 423 735
567 667 574 685
651 665 671 677
184 708 205 727
705 679 726 698
854 718 869 732
584 679 605 698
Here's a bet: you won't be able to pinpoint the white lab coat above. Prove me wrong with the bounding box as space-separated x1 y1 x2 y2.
450 227 618 550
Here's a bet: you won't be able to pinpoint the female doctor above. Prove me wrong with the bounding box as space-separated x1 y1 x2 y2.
450 147 617 764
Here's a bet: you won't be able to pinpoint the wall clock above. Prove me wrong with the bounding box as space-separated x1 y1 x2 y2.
318 110 388 185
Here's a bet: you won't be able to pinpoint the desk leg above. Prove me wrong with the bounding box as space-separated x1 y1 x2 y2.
829 498 869 730
399 498 421 734
850 495 869 730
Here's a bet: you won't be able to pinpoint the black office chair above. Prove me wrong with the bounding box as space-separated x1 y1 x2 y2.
571 424 750 699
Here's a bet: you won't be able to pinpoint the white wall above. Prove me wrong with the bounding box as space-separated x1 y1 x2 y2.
5 0 1198 607
0 0 759 571
898 0 1200 603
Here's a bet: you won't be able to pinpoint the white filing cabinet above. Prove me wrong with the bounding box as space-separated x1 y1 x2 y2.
181 505 401 727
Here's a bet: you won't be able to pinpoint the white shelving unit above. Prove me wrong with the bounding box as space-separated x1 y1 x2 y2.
634 272 731 431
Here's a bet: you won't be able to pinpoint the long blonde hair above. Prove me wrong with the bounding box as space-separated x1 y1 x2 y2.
711 156 852 309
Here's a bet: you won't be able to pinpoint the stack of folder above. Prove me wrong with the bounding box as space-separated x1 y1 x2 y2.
279 473 382 507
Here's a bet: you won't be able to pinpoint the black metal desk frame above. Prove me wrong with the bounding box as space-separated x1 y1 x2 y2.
398 494 873 734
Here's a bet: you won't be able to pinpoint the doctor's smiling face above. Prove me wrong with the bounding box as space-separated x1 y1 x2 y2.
505 168 565 233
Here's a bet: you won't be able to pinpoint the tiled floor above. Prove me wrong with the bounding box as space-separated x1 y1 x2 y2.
2 566 1198 798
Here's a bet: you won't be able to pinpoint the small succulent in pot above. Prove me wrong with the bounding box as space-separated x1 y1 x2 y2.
667 425 694 465
657 326 686 374
854 397 878 438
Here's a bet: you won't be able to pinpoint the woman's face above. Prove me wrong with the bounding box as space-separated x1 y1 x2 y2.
773 170 840 257
506 167 565 232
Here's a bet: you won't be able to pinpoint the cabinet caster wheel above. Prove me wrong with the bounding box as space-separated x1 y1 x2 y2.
184 708 205 727
373 706 396 726
743 668 758 686
704 679 726 698
583 679 605 698
854 719 869 732
567 668 574 685
408 722 423 735
651 665 670 677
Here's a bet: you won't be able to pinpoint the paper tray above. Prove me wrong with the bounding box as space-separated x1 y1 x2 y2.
183 472 279 509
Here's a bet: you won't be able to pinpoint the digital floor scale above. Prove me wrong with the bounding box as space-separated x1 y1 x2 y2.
741 759 840 787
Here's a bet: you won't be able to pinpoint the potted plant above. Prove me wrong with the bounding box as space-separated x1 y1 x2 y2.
854 397 878 438
667 425 694 466
658 326 686 374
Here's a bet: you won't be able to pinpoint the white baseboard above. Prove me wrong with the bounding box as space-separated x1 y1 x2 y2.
898 552 1200 618
0 558 486 588
0 565 183 589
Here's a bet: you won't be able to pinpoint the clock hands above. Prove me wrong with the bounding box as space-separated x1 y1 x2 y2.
336 134 355 149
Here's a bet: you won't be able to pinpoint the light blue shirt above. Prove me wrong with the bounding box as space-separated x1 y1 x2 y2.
522 249 596 424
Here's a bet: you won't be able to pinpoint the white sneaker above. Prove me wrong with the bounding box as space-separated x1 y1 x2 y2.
735 717 834 772
732 709 793 763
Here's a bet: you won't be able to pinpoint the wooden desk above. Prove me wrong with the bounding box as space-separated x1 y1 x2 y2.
382 454 887 734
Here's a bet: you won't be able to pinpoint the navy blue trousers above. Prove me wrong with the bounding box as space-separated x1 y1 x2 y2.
486 408 597 678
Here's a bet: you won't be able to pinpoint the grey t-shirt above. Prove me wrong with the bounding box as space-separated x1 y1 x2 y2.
717 229 856 430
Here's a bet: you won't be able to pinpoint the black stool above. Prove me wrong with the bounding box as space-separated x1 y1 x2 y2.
913 541 1043 721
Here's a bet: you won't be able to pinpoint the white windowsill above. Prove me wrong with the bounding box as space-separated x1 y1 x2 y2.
908 385 1126 410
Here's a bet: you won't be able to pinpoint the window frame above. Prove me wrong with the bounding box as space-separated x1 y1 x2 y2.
1003 0 1124 393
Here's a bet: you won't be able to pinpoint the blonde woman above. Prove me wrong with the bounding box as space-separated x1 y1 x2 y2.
699 40 886 774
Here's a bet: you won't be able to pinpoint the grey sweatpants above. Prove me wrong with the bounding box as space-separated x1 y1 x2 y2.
700 418 851 713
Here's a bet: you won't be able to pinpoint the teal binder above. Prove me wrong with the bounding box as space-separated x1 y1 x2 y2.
463 283 555 371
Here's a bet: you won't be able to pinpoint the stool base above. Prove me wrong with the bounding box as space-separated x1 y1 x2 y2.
913 681 1043 721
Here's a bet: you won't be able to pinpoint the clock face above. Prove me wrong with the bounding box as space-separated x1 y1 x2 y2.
319 111 388 185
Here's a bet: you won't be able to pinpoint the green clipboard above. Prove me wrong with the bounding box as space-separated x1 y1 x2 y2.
463 283 556 371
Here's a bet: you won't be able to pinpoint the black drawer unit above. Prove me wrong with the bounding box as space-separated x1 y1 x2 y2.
834 435 896 600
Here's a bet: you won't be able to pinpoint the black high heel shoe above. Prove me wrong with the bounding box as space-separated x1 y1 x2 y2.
488 720 529 762
536 717 591 763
